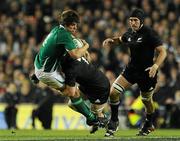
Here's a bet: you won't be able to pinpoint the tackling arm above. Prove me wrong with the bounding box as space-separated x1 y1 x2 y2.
83 51 91 63
68 42 89 59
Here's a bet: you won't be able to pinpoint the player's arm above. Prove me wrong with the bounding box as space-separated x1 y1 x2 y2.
63 33 89 59
61 64 79 97
68 40 89 59
102 37 121 47
145 29 167 78
103 32 130 47
146 45 167 78
83 51 91 63
153 45 167 68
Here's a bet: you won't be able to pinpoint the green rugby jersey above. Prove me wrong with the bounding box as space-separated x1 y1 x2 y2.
35 25 76 72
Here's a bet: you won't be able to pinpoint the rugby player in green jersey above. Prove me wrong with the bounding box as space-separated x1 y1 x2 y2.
33 10 100 126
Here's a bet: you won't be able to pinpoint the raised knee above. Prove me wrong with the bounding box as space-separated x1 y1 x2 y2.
110 82 125 102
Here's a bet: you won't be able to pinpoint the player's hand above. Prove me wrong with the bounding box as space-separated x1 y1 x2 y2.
145 64 159 78
84 51 91 63
102 38 114 47
81 39 89 48
81 39 88 45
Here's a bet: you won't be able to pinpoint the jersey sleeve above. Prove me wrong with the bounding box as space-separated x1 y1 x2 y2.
65 71 76 87
121 29 132 43
62 62 77 87
121 32 129 43
148 29 163 48
58 31 76 51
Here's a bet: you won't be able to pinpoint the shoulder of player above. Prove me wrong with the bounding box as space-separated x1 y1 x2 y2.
122 28 132 37
142 25 158 36
143 26 155 33
58 26 73 39
139 25 150 33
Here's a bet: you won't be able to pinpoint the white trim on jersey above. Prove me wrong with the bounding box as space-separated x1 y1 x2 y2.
41 57 49 72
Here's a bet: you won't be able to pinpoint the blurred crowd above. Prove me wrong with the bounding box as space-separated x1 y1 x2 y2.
0 0 179 128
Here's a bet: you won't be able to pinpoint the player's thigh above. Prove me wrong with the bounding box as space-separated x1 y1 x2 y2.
138 73 157 92
79 85 109 105
110 74 132 95
36 70 65 90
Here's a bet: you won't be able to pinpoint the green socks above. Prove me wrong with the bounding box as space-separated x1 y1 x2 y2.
70 97 96 121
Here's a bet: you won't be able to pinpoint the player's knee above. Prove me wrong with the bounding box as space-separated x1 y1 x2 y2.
91 104 105 116
62 87 76 97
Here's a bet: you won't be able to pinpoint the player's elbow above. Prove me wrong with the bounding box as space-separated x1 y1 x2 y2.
164 48 167 58
161 46 167 59
156 45 167 59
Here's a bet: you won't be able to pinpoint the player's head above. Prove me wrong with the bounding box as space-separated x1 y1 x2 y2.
60 10 80 35
129 8 145 31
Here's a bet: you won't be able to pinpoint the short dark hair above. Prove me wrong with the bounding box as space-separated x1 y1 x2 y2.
60 10 80 26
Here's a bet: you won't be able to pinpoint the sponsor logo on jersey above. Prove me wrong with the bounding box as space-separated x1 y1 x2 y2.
149 87 154 91
94 99 101 103
128 37 131 42
137 37 142 42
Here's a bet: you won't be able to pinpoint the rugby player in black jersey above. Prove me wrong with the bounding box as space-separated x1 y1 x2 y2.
61 53 110 133
103 8 167 137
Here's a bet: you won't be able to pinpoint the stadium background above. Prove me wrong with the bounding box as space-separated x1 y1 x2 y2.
0 0 179 130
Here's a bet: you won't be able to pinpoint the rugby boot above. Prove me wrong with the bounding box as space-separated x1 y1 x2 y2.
104 120 119 137
136 119 155 136
90 116 108 134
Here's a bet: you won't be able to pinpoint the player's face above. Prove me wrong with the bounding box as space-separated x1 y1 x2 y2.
129 17 141 31
66 22 78 35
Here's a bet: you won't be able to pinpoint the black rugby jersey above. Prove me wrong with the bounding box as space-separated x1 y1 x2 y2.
61 54 110 89
122 25 163 71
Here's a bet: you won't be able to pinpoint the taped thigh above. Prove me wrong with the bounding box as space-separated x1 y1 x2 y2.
112 82 125 94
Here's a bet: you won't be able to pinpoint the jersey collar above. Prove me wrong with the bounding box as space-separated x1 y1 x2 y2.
59 24 65 29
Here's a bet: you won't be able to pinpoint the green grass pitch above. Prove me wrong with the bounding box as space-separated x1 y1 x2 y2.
0 129 179 141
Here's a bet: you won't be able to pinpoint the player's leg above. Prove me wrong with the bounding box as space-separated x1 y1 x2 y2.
35 69 98 126
137 76 157 136
105 75 132 137
34 69 65 91
68 83 109 131
91 103 106 118
136 90 155 136
141 90 155 116
66 87 99 126
90 103 108 133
